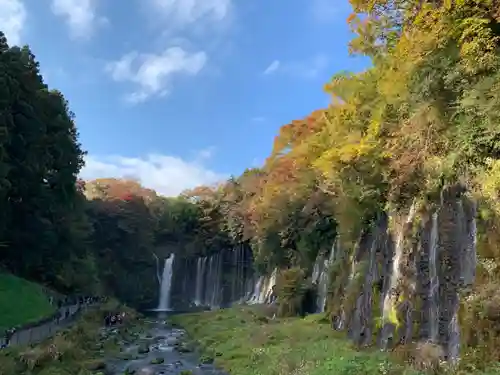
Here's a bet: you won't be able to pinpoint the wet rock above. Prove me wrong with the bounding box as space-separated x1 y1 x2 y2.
136 367 155 375
199 354 214 364
118 352 137 360
175 340 195 353
86 359 106 371
150 357 165 364
138 343 150 354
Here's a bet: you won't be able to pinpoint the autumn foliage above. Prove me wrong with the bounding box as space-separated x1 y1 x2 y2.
4 0 500 369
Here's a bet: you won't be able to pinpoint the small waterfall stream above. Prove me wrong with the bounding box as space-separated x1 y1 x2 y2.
311 241 337 312
429 212 439 342
158 254 175 311
381 203 417 347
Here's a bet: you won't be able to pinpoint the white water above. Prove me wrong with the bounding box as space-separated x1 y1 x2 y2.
429 212 440 342
194 257 206 306
317 241 337 312
311 242 337 312
248 268 278 304
381 203 417 345
158 253 175 311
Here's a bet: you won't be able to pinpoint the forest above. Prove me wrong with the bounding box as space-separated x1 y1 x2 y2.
2 0 500 369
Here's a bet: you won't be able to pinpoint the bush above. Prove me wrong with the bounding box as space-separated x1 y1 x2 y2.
276 268 307 317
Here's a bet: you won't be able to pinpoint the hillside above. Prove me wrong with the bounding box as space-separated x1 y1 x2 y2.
0 273 55 332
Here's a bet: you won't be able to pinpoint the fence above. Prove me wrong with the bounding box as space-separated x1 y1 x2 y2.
0 303 95 348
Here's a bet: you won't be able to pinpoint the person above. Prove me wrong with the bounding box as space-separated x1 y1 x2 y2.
4 328 15 346
118 312 125 324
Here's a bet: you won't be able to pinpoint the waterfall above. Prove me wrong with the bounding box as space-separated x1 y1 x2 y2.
248 276 263 303
194 257 205 306
316 242 337 312
152 253 161 285
381 202 417 347
158 253 175 311
246 267 277 304
429 212 439 342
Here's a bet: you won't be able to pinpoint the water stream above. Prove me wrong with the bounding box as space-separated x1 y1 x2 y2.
105 315 226 375
158 254 175 311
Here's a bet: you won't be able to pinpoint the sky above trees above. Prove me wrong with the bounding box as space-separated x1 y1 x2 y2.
0 0 369 195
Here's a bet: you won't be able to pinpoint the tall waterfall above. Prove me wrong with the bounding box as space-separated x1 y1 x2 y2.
158 253 175 311
194 257 206 306
312 241 337 312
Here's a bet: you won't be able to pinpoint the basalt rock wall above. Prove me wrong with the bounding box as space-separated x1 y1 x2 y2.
330 184 476 362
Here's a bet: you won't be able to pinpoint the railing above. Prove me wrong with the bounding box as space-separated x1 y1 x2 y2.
0 303 96 348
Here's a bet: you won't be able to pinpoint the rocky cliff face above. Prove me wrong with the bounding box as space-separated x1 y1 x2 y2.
170 244 256 309
165 184 477 361
330 184 476 362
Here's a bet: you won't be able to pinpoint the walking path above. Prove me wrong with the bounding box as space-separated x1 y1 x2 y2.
0 303 95 348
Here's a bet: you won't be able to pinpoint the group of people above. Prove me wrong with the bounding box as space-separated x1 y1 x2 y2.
104 312 126 327
1 327 16 348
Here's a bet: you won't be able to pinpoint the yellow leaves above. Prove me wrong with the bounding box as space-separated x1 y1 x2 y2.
475 159 500 213
455 16 499 72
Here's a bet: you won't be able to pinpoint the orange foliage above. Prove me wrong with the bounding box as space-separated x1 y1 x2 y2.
84 178 157 202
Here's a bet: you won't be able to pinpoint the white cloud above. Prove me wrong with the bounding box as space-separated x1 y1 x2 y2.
268 55 329 80
0 0 26 46
263 60 280 75
286 54 329 79
81 152 227 196
151 0 231 29
51 0 107 39
105 47 207 103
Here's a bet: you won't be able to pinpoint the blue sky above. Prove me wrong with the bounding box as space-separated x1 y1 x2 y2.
1 0 369 195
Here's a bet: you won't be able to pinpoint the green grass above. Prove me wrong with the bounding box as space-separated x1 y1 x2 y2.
0 273 55 332
171 306 421 375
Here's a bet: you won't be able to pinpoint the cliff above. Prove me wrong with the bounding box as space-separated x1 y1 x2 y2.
164 183 481 365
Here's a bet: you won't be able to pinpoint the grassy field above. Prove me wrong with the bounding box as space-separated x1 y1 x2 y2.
0 273 55 332
171 306 422 375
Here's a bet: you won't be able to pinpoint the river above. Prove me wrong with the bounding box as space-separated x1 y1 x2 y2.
104 312 226 375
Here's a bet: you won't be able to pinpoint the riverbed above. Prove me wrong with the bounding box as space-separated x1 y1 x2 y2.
104 314 226 375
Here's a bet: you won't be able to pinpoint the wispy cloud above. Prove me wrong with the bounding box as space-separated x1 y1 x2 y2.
263 55 329 79
149 0 232 32
263 60 280 75
81 151 227 196
51 0 107 39
286 54 329 79
0 0 26 46
105 47 207 103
